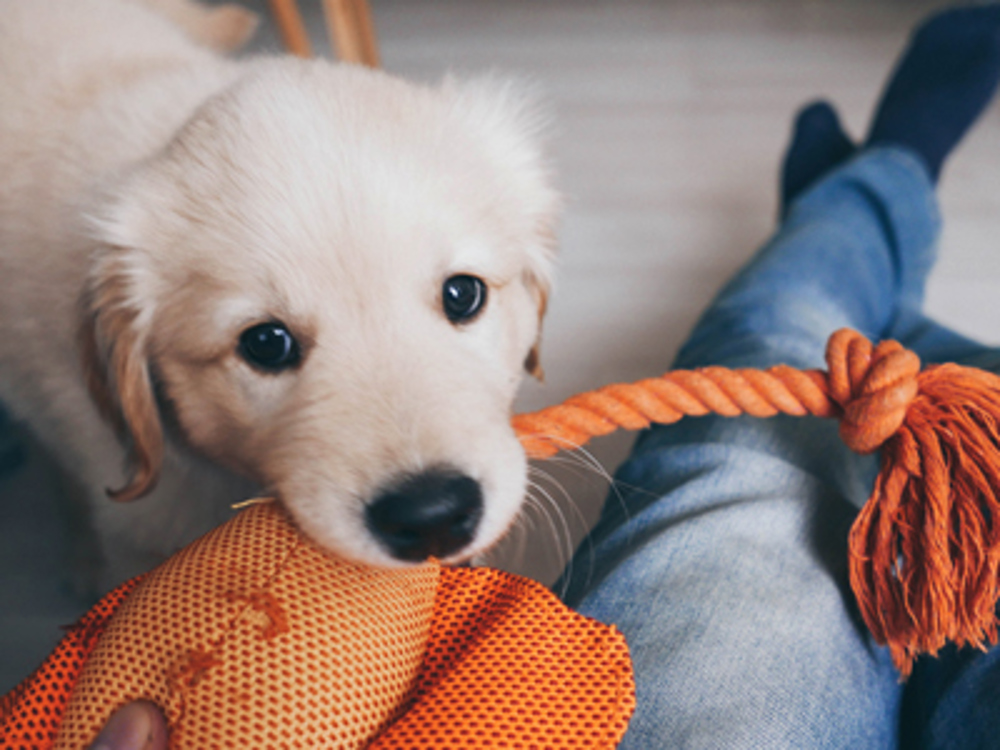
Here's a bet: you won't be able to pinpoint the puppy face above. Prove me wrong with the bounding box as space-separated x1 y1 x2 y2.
82 60 558 567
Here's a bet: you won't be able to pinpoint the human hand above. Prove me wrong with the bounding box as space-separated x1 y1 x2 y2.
88 701 168 750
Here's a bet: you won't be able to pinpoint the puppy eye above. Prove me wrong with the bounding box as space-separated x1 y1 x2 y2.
239 322 300 371
442 275 487 324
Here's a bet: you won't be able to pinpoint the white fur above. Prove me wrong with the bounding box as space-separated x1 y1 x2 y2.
0 0 558 588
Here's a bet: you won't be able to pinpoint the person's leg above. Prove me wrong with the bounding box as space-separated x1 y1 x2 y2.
560 146 925 750
559 7 1000 748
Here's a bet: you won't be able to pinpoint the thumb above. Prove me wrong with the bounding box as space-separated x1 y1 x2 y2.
88 701 168 750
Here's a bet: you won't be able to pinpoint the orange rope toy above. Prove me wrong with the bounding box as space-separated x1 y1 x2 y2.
512 328 1000 677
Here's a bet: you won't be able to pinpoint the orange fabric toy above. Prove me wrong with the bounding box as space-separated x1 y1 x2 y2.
0 502 635 749
4 326 1000 748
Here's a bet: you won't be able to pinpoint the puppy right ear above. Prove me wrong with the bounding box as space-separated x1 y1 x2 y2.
79 250 164 503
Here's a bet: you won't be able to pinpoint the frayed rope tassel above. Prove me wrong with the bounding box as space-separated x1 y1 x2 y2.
512 328 1000 677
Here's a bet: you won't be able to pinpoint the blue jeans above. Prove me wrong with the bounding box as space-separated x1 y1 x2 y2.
559 147 1000 749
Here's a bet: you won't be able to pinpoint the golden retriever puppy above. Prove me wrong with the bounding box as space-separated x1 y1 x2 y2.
0 0 558 590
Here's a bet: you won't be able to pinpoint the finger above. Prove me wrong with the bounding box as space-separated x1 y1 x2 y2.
88 701 168 750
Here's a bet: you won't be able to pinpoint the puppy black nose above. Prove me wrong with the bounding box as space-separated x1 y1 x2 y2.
365 470 483 562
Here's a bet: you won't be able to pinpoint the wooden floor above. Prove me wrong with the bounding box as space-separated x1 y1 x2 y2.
5 0 1000 687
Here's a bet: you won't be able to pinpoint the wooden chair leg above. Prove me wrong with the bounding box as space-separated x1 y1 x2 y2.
322 0 380 68
267 0 312 57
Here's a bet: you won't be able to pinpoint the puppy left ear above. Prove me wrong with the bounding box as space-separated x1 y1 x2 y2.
79 249 164 503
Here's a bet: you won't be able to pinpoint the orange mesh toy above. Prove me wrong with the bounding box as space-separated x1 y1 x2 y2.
4 326 1000 748
0 502 635 749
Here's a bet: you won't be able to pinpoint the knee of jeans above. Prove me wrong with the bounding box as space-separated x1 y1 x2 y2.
623 414 878 514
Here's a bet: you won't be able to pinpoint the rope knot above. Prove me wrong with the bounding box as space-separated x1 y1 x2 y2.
825 328 921 454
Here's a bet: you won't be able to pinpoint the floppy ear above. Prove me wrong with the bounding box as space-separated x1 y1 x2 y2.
79 250 164 503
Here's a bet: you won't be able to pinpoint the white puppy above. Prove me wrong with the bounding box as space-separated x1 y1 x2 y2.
0 0 558 589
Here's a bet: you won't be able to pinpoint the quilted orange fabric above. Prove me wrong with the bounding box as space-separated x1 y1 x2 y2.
1 502 634 749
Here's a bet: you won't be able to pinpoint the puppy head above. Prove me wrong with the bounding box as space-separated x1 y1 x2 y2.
82 60 559 566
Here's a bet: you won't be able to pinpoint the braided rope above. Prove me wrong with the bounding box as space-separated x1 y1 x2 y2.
513 328 916 458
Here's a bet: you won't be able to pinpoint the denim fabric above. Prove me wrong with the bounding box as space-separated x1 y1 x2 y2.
559 147 1000 748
